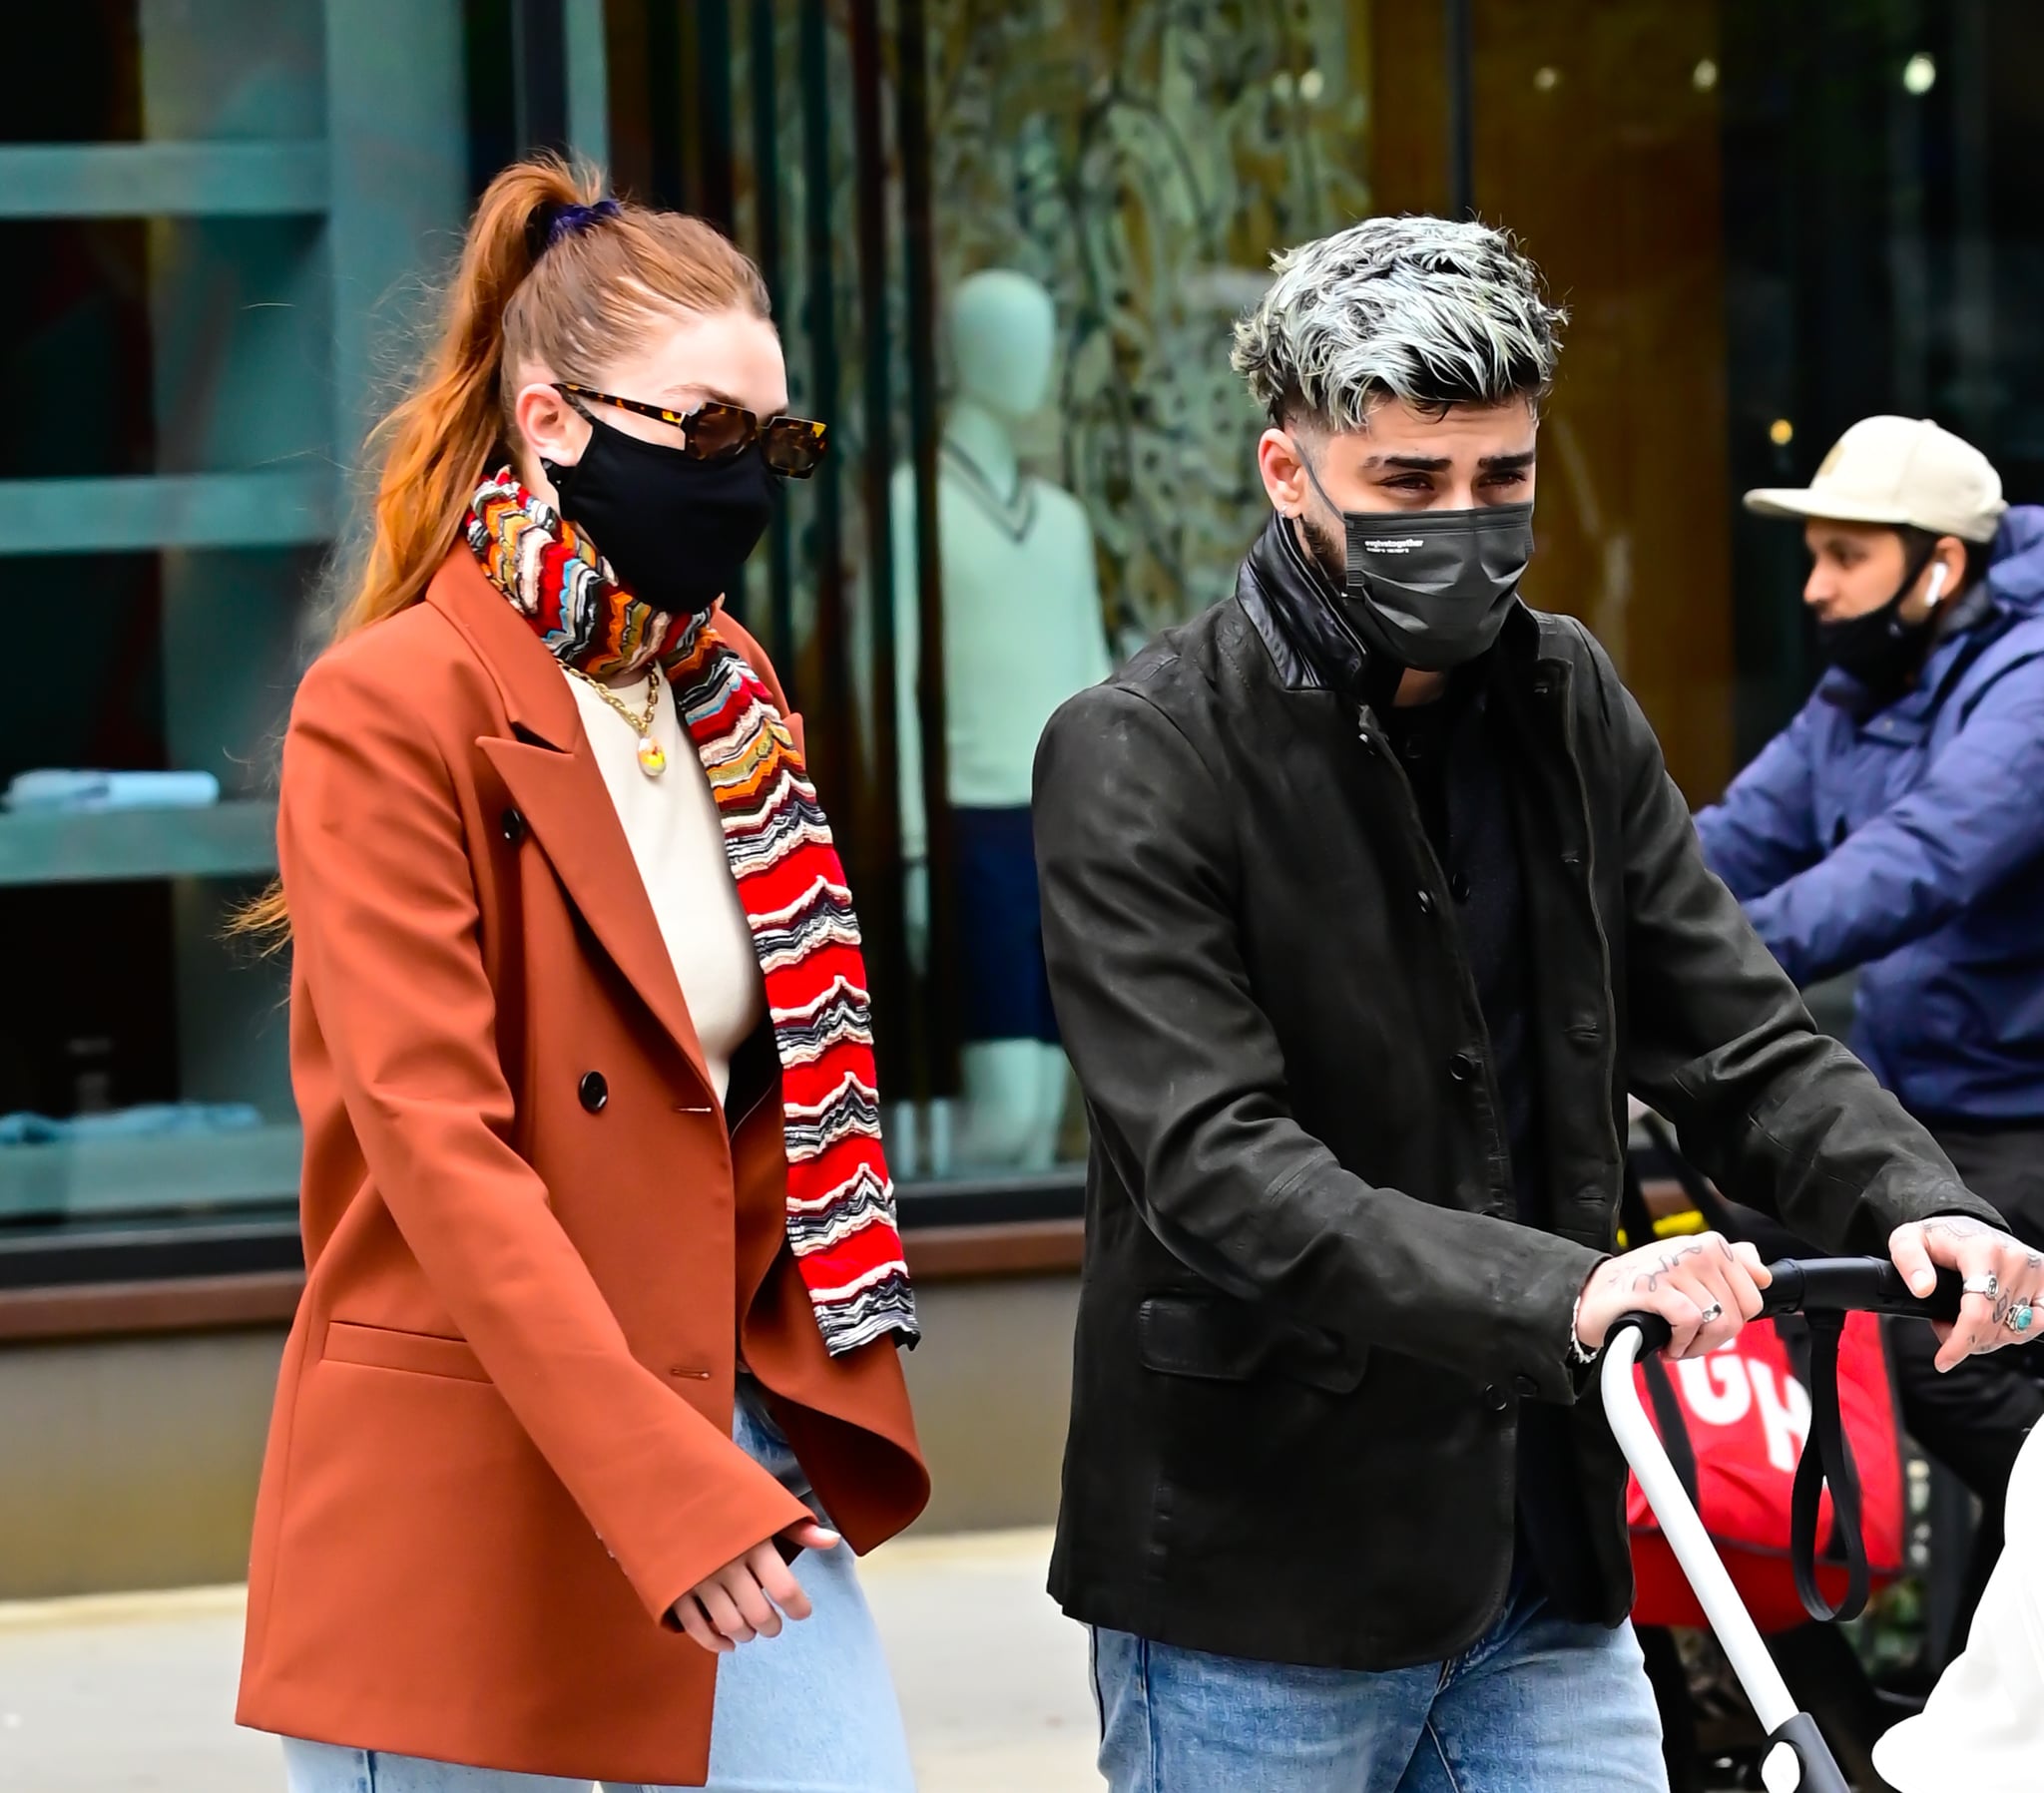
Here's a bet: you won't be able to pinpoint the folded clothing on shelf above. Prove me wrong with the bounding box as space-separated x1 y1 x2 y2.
4 770 223 813
0 1103 264 1146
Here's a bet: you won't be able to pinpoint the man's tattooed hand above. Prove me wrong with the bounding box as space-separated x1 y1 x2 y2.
1575 1232 1771 1360
1891 1214 2044 1372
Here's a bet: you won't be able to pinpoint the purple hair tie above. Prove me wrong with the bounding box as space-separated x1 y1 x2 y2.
530 196 620 257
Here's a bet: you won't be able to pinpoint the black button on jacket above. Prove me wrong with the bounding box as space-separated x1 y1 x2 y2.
1030 516 1998 1674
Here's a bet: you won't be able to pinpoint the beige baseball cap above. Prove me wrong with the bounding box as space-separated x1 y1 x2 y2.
1745 415 2007 544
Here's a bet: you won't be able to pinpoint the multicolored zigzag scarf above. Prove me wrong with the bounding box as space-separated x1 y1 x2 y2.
466 468 917 1355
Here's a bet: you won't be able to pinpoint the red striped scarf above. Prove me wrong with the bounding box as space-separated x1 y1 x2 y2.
466 469 917 1355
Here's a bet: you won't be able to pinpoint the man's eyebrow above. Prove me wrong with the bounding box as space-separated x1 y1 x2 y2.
1358 453 1453 472
1351 449 1536 473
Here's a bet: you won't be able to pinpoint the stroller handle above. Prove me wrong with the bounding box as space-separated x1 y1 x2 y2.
1757 1256 1965 1324
1611 1256 1964 1355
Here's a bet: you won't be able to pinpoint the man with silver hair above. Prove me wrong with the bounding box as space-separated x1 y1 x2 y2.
1030 215 2036 1790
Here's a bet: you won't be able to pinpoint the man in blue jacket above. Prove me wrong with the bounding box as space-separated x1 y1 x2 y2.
1697 414 2044 1642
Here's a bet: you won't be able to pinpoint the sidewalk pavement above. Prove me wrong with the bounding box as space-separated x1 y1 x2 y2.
0 1528 1096 1792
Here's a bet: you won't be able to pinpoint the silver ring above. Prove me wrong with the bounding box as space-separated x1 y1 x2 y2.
1698 1301 1725 1325
1963 1273 2001 1299
2006 1303 2035 1335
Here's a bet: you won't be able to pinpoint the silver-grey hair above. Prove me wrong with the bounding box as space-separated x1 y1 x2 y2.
1231 216 1566 431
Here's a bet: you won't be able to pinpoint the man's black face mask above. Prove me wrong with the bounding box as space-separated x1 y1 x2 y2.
1293 446 1535 673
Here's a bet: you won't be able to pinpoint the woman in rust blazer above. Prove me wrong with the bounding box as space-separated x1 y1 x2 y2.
236 157 928 1792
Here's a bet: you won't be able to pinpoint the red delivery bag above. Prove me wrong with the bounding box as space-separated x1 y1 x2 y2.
1626 1305 1905 1634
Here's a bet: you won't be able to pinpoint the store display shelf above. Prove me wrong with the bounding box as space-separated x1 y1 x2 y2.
0 798 278 887
0 1122 303 1224
0 141 328 219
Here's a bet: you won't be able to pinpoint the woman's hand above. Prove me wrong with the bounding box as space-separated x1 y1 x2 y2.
1890 1215 2044 1373
1574 1232 1772 1360
670 1521 839 1654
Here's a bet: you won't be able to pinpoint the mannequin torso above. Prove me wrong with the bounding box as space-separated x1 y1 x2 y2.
894 404 1109 836
887 271 1112 1171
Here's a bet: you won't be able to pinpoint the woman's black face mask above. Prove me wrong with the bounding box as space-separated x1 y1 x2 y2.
543 409 775 619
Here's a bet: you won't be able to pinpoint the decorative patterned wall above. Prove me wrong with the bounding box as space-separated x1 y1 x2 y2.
918 0 1372 646
733 0 1374 663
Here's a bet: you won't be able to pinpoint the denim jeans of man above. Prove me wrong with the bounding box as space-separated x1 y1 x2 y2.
1093 1574 1668 1793
277 1382 914 1793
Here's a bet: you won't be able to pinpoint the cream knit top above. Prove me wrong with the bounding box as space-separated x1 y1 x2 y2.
564 669 765 1103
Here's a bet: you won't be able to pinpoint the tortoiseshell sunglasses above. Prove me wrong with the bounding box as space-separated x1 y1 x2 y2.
556 383 829 478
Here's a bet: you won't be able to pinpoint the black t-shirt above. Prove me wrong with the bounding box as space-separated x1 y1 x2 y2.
1379 670 1602 1615
1379 682 1542 1223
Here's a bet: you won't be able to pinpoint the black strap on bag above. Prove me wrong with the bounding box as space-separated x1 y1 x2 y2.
1633 1115 1873 1624
1789 1310 1871 1622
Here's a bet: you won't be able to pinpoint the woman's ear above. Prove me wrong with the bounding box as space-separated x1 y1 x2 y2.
513 379 591 469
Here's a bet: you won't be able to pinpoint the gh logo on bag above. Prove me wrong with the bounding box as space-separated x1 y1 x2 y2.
1673 1354 1812 1474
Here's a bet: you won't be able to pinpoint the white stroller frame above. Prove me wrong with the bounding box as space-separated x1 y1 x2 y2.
1601 1256 1964 1793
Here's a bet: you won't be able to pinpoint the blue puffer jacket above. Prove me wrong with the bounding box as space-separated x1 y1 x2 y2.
1696 507 2044 1122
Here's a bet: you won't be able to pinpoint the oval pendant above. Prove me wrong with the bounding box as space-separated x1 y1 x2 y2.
637 737 668 777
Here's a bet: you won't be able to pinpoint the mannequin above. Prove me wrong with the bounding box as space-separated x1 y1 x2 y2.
893 269 1112 1170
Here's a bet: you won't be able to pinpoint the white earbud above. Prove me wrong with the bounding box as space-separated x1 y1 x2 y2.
1924 562 1949 610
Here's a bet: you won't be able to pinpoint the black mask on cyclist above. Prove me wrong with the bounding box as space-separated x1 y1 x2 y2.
544 412 775 619
1816 553 1949 695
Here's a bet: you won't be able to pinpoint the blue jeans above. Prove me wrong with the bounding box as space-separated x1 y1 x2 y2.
1092 1579 1667 1792
280 1381 914 1792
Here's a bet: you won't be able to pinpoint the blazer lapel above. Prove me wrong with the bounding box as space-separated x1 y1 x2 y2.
426 551 718 1108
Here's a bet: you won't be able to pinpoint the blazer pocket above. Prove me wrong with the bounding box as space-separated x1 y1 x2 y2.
1136 1294 1367 1394
322 1319 488 1384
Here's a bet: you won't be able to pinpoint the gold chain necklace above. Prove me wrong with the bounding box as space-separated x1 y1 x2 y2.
565 665 669 777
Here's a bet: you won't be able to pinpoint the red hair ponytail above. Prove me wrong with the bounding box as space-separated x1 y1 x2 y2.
236 154 767 940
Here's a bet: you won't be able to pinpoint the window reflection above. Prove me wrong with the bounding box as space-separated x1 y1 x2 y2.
14 0 2033 1224
736 0 1379 1179
894 271 1108 1172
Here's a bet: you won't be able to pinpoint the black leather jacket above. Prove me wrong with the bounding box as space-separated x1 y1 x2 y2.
1032 516 1995 1670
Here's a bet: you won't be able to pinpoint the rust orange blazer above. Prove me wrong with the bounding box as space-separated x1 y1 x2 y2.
236 548 928 1785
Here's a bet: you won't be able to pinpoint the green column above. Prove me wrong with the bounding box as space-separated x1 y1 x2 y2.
141 0 328 1119
566 0 613 173
321 0 469 470
138 0 466 1121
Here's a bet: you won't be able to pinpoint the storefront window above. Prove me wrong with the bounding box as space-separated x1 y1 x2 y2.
0 0 467 1262
910 8 1373 1176
10 0 2040 1262
726 1 1386 1181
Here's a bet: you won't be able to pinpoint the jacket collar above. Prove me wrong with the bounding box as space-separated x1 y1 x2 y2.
424 543 585 751
423 546 718 1108
1238 513 1390 707
1236 512 1554 712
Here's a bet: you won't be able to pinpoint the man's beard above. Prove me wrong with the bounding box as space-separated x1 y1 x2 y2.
1295 510 1347 590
